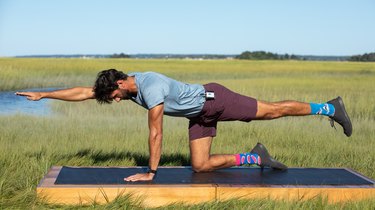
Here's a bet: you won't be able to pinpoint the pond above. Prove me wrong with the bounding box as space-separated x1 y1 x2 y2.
0 88 58 116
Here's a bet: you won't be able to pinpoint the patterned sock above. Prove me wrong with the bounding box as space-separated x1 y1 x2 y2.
235 153 261 166
310 103 335 116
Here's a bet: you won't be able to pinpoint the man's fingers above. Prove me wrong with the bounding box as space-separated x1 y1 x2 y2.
15 92 41 101
124 174 142 181
15 92 31 100
124 174 136 181
15 92 32 98
124 173 152 182
15 92 28 96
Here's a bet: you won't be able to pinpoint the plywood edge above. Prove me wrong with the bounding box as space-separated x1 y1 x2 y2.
217 184 375 188
216 186 375 203
37 185 216 207
38 184 216 188
37 166 61 187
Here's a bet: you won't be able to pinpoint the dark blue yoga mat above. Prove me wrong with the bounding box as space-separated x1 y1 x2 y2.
54 167 375 186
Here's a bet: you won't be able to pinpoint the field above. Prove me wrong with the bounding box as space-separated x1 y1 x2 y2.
0 58 375 209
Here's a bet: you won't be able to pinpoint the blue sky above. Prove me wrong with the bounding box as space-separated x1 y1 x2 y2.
0 0 374 56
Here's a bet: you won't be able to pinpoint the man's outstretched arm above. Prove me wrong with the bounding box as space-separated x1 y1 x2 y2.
124 103 164 182
15 87 95 101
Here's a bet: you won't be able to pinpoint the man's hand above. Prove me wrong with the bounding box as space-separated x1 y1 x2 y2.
124 173 155 182
15 92 43 101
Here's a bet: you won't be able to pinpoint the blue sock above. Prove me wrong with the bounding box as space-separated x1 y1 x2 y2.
310 103 335 116
235 153 260 165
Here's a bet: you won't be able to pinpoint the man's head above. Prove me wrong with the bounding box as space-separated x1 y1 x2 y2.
94 69 129 104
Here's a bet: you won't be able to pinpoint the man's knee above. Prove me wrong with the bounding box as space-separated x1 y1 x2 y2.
191 161 211 173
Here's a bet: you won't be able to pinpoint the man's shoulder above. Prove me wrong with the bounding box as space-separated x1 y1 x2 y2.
143 71 167 79
132 71 166 81
135 72 170 93
131 71 163 76
138 72 170 84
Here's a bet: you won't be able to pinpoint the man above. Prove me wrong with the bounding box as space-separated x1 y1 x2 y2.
16 69 352 182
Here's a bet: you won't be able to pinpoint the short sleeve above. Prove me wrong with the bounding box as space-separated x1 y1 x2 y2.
140 76 169 109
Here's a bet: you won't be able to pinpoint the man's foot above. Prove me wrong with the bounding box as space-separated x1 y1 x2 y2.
250 143 288 170
327 96 352 137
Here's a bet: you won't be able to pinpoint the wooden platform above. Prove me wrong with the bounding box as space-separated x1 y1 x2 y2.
37 166 375 207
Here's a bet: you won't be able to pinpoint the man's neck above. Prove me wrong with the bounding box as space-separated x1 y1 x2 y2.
126 76 138 94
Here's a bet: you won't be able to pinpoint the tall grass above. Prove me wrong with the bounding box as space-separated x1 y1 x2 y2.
0 58 374 209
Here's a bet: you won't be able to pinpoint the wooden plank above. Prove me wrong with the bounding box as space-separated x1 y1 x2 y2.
37 166 375 207
217 186 375 203
37 186 216 207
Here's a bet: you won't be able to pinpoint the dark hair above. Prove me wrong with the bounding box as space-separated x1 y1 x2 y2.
94 69 128 104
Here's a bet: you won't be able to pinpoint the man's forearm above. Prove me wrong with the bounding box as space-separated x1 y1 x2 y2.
148 132 163 171
41 87 94 101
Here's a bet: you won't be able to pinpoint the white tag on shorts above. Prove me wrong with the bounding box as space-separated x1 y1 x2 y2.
205 92 215 99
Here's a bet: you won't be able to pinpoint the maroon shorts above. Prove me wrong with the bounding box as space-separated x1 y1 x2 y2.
188 83 258 140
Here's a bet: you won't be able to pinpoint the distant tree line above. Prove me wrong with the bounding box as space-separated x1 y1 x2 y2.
348 52 375 62
109 53 131 58
105 51 375 61
236 51 299 60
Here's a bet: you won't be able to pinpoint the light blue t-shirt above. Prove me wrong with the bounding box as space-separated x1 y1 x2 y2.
128 72 206 118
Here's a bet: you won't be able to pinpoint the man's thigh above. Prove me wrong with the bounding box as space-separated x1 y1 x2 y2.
189 137 213 165
204 83 258 122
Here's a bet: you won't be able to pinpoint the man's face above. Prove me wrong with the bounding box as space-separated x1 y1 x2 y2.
110 88 131 102
110 80 131 102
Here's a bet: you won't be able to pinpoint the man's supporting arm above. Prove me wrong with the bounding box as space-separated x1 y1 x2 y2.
148 103 164 173
124 104 164 182
16 87 95 101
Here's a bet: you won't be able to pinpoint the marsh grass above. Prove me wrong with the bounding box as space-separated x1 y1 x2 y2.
0 58 374 209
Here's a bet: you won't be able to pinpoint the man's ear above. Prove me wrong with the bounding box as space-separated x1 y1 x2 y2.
116 80 123 86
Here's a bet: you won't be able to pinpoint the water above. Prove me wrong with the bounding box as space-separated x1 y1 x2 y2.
0 88 58 116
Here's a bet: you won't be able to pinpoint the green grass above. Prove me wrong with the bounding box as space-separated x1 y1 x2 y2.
0 58 375 209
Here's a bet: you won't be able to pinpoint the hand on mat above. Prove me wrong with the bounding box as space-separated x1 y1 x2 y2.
124 173 155 182
15 92 42 101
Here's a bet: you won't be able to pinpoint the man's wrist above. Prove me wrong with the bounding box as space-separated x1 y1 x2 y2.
39 92 45 99
147 168 157 175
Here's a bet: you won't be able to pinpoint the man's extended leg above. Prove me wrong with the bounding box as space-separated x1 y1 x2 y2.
255 97 352 136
